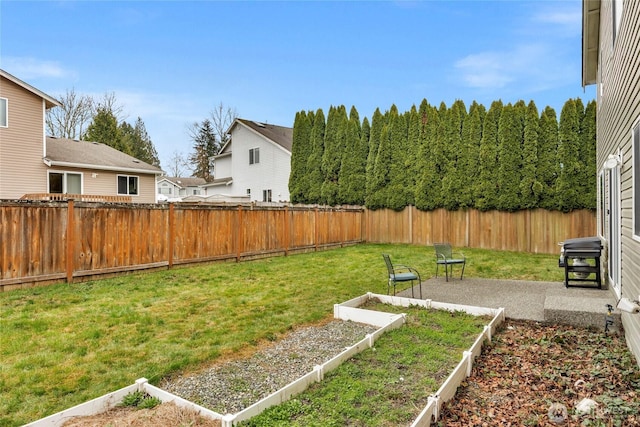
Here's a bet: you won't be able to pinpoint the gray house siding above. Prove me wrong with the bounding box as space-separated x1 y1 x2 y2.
590 0 640 364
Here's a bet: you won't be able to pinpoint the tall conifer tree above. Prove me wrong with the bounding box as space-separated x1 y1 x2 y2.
579 100 597 209
321 106 348 205
306 109 326 204
289 111 312 203
496 102 524 211
520 101 541 208
475 100 502 210
556 99 581 212
537 106 560 210
365 109 385 207
459 101 484 208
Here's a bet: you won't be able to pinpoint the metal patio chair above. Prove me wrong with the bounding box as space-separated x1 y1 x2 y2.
434 243 466 282
382 253 422 299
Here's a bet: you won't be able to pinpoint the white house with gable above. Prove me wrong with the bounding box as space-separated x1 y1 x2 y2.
204 118 292 202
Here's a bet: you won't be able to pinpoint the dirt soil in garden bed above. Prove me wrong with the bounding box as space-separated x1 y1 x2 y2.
62 319 640 427
62 401 221 426
437 319 640 426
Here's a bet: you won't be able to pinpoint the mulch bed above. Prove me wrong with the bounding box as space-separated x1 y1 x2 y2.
437 319 640 426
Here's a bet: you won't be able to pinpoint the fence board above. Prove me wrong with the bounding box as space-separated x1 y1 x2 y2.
0 201 595 290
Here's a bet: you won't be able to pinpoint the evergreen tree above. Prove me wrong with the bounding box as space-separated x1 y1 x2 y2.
496 102 524 211
128 117 160 167
306 109 326 204
475 100 502 210
289 111 313 203
415 103 443 210
188 119 217 181
84 107 128 154
458 101 485 208
387 105 410 210
520 101 540 209
440 100 467 210
406 105 421 207
556 99 582 212
365 109 385 206
578 100 597 209
537 106 560 210
338 107 366 205
321 105 348 205
368 124 392 209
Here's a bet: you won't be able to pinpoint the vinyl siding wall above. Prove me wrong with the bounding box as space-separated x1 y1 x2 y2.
47 167 158 203
596 0 640 362
212 125 291 202
0 77 48 199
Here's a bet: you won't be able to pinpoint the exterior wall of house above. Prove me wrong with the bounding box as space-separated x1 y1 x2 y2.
47 166 158 203
228 124 291 202
214 154 232 180
594 0 640 362
0 77 48 199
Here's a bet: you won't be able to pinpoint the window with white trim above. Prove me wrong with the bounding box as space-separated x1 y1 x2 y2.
263 189 272 202
612 0 623 45
249 147 260 165
0 98 7 128
49 171 82 194
246 188 251 197
633 120 640 238
117 175 139 196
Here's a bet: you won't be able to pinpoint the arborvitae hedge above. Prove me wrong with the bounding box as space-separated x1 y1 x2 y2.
290 97 595 212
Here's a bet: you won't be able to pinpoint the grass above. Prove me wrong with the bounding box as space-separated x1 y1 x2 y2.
0 243 561 426
240 303 490 426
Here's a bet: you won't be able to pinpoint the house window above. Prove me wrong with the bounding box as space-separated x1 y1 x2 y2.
249 147 260 165
263 189 272 202
118 175 139 196
246 188 251 197
49 171 82 194
0 98 7 128
612 0 623 45
633 120 640 238
192 189 200 195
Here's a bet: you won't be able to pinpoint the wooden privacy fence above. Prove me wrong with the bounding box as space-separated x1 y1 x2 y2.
0 201 595 290
365 206 596 254
0 201 364 290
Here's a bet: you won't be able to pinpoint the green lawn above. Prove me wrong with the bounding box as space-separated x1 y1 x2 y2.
0 243 560 426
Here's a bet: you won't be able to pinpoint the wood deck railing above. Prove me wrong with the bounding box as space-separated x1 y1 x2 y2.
21 193 133 203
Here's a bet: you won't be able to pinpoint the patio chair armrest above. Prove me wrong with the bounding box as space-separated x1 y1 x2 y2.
452 252 466 260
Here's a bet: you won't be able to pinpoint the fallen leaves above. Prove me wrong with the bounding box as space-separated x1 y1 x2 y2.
437 319 640 426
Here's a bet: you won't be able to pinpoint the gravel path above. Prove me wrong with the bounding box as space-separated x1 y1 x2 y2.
160 320 378 415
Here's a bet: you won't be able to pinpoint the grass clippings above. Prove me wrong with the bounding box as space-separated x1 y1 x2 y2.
438 319 640 427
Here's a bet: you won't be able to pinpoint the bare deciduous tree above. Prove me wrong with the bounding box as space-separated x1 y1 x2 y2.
210 102 239 145
166 150 190 177
46 88 94 139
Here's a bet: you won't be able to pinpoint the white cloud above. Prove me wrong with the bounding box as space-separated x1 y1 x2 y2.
454 43 574 94
1 57 71 80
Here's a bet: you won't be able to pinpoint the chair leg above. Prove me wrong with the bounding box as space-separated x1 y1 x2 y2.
445 263 449 282
460 262 466 280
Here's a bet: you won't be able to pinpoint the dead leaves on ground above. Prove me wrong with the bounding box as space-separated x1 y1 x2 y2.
437 320 640 426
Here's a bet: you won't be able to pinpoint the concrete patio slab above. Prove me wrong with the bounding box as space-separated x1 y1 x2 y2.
396 277 621 333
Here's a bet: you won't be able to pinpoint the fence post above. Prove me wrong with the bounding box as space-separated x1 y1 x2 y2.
284 206 290 256
314 206 319 251
168 203 174 269
237 205 243 262
66 199 75 283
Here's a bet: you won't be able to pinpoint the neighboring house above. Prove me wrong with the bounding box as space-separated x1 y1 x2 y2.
0 69 162 203
157 176 207 201
206 118 292 202
582 0 640 363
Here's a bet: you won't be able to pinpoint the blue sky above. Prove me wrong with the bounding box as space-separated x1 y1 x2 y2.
1 0 595 171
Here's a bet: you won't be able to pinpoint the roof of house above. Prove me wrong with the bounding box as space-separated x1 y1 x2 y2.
159 176 207 187
45 137 163 175
0 69 61 109
217 118 293 156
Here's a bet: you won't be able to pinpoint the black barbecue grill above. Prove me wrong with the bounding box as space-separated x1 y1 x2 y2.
558 236 603 288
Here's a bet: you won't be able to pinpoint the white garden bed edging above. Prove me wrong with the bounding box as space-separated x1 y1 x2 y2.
26 292 504 427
